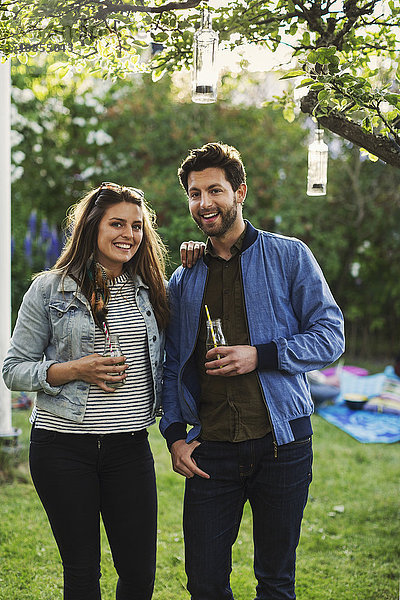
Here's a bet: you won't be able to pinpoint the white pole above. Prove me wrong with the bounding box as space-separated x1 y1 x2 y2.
0 60 14 437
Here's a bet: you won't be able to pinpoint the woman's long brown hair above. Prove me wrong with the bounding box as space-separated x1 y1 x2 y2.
52 185 169 330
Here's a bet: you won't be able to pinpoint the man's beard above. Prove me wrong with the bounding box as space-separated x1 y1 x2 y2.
192 198 238 238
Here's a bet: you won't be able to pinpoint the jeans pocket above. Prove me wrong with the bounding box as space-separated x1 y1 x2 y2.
30 427 57 445
287 436 312 447
191 440 208 457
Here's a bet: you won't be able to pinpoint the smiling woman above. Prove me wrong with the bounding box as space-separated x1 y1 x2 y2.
2 182 169 600
96 202 144 277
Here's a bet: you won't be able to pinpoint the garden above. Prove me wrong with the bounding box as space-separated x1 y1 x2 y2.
1 1 400 598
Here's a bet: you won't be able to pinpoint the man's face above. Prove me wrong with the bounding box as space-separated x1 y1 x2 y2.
187 167 246 237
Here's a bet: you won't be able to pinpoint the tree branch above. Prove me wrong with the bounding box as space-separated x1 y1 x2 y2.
93 0 202 17
301 90 400 167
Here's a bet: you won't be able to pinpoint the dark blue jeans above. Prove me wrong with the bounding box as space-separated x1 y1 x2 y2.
184 433 313 600
29 427 157 600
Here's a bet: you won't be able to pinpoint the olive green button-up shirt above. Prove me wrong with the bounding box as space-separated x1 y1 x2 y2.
195 227 271 442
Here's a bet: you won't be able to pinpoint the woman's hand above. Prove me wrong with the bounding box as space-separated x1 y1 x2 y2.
47 354 128 393
180 241 205 268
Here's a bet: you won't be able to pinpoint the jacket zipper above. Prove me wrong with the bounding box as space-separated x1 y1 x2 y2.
239 258 278 459
179 269 210 429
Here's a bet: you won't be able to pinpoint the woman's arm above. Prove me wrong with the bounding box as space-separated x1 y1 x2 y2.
2 275 127 394
47 354 127 393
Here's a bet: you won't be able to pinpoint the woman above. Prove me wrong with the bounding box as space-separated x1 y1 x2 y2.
2 182 169 600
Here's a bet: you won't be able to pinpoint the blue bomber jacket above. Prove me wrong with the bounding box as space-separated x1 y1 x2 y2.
160 221 345 448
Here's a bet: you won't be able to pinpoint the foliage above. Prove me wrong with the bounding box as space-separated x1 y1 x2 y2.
1 1 400 164
1 410 399 599
10 57 400 354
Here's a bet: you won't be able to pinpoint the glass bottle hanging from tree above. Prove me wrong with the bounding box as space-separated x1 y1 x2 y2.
192 7 219 104
307 128 328 196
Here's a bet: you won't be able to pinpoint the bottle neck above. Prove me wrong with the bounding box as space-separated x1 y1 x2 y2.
201 7 212 29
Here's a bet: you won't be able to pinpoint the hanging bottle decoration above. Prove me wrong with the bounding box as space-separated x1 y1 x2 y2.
307 128 328 196
192 6 219 104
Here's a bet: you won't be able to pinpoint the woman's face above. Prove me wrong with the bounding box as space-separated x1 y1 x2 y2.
96 201 143 277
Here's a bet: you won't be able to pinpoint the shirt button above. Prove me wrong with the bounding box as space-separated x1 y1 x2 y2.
153 335 157 342
155 361 158 367
146 310 151 316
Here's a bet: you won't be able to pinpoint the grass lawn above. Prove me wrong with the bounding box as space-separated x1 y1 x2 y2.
1 407 399 600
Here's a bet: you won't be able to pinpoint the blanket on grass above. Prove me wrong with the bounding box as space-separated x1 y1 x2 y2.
315 367 400 444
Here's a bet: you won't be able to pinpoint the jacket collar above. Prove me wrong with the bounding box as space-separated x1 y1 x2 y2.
57 271 149 293
242 220 259 251
203 219 258 266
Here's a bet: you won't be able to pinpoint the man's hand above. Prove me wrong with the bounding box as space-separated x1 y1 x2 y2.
205 345 258 377
171 439 210 479
180 241 205 268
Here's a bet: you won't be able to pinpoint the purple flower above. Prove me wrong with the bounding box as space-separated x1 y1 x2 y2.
28 210 37 237
24 232 32 266
45 227 62 268
39 217 51 244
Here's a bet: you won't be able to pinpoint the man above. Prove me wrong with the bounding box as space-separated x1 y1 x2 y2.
160 142 345 600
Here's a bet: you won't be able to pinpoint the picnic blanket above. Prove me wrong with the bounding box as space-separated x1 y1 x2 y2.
315 367 400 444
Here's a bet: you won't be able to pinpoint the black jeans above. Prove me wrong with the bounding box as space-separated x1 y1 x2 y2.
184 433 313 600
29 427 157 600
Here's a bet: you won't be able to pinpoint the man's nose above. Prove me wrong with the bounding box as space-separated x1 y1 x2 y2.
199 193 212 208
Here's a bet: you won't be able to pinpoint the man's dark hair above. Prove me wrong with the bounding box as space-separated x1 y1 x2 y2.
178 142 246 194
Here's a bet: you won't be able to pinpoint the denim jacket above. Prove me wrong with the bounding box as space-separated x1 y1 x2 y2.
2 271 164 423
160 221 345 448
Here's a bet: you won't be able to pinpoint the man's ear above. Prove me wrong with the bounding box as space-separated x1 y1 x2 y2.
236 183 247 205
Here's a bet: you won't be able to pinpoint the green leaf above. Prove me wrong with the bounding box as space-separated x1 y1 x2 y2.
295 78 315 89
155 32 168 43
16 52 27 64
307 50 318 64
385 93 400 109
151 67 166 82
318 89 330 103
360 148 379 162
280 70 304 80
302 31 310 46
282 105 295 123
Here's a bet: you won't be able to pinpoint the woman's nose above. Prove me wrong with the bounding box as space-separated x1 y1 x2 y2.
122 226 134 238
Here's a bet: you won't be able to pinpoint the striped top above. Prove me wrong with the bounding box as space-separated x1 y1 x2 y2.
32 272 155 434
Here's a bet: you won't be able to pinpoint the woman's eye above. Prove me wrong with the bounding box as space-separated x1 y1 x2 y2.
133 225 142 230
111 222 122 227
